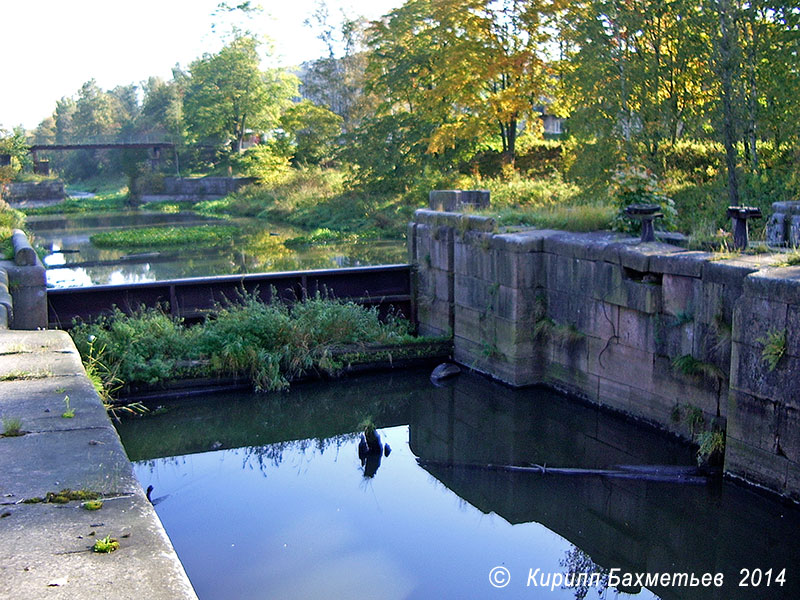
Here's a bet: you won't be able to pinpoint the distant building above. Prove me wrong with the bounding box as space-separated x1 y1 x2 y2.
541 113 564 137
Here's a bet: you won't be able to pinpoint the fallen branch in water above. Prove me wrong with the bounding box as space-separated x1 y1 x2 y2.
416 459 716 484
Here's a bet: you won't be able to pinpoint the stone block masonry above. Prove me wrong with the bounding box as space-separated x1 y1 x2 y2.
410 209 800 502
0 230 48 330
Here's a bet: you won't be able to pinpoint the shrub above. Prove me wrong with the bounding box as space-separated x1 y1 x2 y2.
71 294 417 393
72 308 192 386
611 165 677 233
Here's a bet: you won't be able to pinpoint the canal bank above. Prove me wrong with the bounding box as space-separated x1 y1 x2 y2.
0 329 196 600
409 208 800 502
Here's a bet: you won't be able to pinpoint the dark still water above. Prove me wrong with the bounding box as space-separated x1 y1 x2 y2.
115 370 800 600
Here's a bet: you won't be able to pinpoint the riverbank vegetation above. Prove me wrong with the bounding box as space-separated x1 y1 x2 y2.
2 1 798 244
70 294 444 395
90 224 240 249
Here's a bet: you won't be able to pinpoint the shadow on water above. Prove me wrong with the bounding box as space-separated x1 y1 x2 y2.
117 369 800 600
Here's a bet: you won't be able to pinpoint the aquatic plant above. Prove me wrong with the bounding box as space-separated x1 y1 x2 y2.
71 293 420 394
90 225 240 249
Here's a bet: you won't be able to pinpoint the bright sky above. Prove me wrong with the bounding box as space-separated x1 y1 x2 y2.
0 0 402 130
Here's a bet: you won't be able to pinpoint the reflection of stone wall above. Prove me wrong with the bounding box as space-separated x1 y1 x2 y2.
410 377 800 600
410 208 800 501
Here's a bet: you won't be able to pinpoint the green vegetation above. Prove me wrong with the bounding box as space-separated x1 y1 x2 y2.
0 370 51 382
20 191 128 216
775 251 800 267
23 489 101 504
683 404 706 437
757 328 787 371
92 535 120 553
0 201 24 259
71 294 433 394
671 355 724 380
696 430 726 466
533 316 585 345
83 500 104 511
90 225 239 249
61 395 75 419
2 417 23 437
284 228 378 248
4 0 798 246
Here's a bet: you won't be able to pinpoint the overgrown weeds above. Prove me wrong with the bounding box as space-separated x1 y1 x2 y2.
71 293 419 395
2 417 23 437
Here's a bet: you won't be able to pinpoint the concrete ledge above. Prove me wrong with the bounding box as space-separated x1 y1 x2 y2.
0 330 197 599
413 209 496 232
744 266 800 303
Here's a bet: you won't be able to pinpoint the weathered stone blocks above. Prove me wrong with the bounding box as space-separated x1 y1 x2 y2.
410 210 800 500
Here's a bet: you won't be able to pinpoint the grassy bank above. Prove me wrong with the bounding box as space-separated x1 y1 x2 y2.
21 190 129 216
71 294 442 395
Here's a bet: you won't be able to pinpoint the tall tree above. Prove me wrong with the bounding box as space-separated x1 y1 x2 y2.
301 3 373 132
712 0 742 206
183 35 298 153
365 0 561 166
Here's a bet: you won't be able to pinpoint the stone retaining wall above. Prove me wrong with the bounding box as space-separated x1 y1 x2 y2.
409 209 800 501
0 230 48 330
139 176 255 202
2 180 65 204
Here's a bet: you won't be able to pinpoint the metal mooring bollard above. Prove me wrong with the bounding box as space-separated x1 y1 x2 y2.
624 204 664 243
727 206 762 250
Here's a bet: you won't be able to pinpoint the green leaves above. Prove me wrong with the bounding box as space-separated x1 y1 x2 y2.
184 35 298 154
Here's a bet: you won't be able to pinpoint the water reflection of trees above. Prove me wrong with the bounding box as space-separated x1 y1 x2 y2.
559 546 610 599
238 432 361 475
36 208 405 285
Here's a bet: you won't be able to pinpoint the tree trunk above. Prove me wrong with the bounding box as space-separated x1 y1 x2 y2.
745 9 759 173
716 0 741 207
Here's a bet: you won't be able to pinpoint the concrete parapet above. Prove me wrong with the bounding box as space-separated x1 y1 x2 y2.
410 209 800 501
11 229 36 266
0 230 48 330
0 330 197 599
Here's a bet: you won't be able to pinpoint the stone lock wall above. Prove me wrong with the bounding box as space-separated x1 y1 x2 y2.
2 180 65 205
139 176 256 202
409 208 800 501
0 230 48 330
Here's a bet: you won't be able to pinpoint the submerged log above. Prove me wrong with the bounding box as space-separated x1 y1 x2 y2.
416 459 716 484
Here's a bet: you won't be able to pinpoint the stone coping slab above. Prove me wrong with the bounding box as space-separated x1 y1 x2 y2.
0 330 197 600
